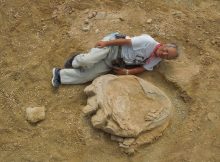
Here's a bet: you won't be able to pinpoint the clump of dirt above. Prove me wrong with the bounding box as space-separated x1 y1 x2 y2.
0 0 219 162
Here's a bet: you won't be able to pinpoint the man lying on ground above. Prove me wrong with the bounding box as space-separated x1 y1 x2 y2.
52 33 178 88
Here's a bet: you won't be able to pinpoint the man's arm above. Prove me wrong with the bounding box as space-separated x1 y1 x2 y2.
95 39 132 48
113 66 146 75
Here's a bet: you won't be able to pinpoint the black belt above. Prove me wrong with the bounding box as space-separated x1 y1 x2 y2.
112 46 141 69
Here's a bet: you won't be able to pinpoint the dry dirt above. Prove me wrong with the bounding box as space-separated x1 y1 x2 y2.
0 0 220 162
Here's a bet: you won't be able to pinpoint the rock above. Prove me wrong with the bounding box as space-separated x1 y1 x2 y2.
124 148 135 155
211 40 216 45
111 135 124 142
26 106 45 123
82 96 98 115
82 25 90 32
158 60 200 94
123 138 135 146
119 143 129 148
84 19 89 24
147 18 152 24
119 17 125 21
95 29 100 34
171 10 184 18
88 13 94 19
106 13 119 19
68 26 78 37
95 12 107 20
92 11 97 17
84 74 173 151
207 112 218 122
88 11 97 19
83 105 96 116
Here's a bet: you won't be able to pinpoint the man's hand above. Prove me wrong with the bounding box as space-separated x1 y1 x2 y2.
113 66 128 75
113 66 146 75
95 41 107 48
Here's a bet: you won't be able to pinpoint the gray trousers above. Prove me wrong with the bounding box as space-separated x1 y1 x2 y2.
60 46 119 84
60 33 120 84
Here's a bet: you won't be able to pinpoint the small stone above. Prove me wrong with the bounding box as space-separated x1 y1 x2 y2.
119 143 129 148
207 112 218 122
88 13 94 19
26 106 45 123
95 12 107 20
211 40 215 45
172 11 182 16
124 148 135 155
119 17 125 21
111 135 124 142
147 18 152 24
82 25 90 32
84 19 89 24
92 11 97 17
123 138 135 146
172 10 184 19
95 29 99 34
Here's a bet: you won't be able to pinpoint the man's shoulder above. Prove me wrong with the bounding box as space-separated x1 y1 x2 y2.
132 34 154 40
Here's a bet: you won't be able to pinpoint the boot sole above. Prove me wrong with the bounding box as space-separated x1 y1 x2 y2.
51 68 57 87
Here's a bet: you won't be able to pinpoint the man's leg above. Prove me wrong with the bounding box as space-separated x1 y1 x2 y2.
64 52 81 68
60 60 111 85
71 47 110 69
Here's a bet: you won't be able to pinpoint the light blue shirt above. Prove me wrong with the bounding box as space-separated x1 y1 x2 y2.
121 34 162 71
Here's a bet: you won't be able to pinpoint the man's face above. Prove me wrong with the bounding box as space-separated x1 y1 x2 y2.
156 44 177 60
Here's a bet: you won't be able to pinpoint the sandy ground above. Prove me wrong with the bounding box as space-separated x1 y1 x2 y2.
0 0 220 161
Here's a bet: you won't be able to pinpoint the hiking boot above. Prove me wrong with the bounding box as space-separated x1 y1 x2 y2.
64 52 81 68
52 68 61 88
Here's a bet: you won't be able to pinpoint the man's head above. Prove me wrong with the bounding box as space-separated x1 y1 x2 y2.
155 43 178 60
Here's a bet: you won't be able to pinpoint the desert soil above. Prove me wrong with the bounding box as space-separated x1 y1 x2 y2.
0 0 220 162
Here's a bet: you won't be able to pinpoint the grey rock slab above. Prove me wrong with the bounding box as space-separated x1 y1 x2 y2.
84 74 173 151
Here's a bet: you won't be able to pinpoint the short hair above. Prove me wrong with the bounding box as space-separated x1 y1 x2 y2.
166 43 179 58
